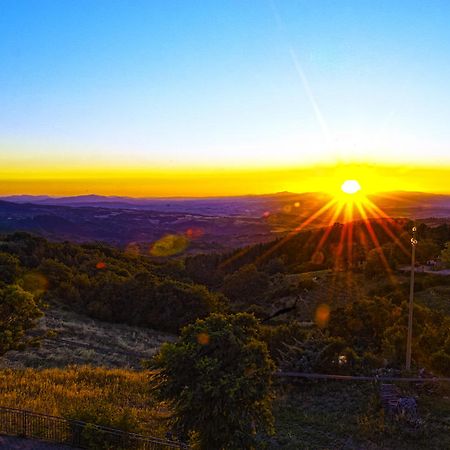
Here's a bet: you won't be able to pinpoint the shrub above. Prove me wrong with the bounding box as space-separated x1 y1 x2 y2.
0 285 43 355
151 313 275 449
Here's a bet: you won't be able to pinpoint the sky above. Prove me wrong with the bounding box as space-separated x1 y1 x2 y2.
1 0 450 196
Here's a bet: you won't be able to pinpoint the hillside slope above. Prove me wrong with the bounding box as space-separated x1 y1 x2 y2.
1 307 173 369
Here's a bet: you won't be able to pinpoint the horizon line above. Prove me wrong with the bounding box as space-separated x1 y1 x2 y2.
1 189 450 201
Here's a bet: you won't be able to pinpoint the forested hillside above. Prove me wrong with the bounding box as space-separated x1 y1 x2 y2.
1 222 450 448
0 232 225 334
1 219 450 376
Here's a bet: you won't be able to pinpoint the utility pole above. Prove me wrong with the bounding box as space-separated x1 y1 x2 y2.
406 225 417 371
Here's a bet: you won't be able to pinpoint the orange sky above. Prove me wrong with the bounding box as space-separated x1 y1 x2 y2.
1 163 449 197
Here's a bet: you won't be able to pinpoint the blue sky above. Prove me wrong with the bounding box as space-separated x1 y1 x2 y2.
1 0 450 172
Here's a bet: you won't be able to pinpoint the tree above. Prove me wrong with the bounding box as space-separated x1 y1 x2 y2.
0 285 43 355
0 252 20 285
221 264 270 304
441 242 450 268
415 238 440 263
151 313 275 449
364 244 397 276
263 257 286 275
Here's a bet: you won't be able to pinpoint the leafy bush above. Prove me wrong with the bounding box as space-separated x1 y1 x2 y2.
151 313 275 449
221 264 270 304
0 285 43 355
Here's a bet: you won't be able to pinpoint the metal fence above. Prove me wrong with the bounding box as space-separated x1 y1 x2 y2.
0 406 188 449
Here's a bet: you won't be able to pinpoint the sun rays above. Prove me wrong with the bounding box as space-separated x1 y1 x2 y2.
220 180 410 312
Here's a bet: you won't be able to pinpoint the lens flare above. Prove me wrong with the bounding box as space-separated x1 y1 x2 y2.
22 272 49 295
196 332 210 345
185 227 204 239
150 234 189 257
311 250 325 265
315 304 330 328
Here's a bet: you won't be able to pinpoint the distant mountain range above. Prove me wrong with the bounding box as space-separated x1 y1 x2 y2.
0 192 331 216
0 191 449 251
3 191 450 216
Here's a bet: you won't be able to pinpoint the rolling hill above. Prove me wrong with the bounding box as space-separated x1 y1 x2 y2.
0 191 449 251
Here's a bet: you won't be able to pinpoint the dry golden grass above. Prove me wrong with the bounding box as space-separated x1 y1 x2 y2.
0 366 168 437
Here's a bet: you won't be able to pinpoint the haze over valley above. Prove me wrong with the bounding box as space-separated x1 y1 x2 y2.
1 191 449 252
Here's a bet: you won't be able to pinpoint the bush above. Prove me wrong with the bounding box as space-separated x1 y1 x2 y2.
151 313 275 449
221 264 270 304
0 285 43 355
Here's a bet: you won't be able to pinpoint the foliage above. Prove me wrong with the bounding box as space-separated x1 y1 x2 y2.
364 244 397 276
275 329 364 375
221 264 270 304
0 251 20 285
430 350 450 375
151 313 275 449
329 297 450 373
260 321 308 360
274 296 450 375
0 232 226 333
441 241 450 267
0 284 43 355
415 238 441 262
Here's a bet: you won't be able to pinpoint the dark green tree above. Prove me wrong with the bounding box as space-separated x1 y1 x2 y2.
0 285 43 355
0 252 20 285
441 242 450 267
415 238 440 263
152 313 275 449
221 264 270 304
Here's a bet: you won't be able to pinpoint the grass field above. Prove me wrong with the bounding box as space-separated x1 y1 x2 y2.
274 380 450 449
0 367 449 448
0 367 168 438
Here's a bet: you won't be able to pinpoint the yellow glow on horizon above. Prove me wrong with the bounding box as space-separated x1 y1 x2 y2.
0 159 449 197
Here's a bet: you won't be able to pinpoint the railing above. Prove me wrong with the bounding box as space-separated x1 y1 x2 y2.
276 372 450 382
0 406 188 449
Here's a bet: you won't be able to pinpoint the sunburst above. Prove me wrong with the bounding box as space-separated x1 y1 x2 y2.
221 180 407 306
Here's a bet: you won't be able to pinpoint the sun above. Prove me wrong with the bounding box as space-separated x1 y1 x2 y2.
341 179 361 195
